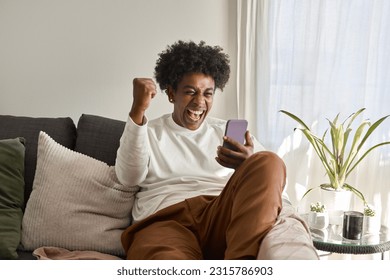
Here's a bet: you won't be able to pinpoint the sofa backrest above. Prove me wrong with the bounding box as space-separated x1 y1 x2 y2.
0 114 126 209
0 115 77 208
74 114 126 166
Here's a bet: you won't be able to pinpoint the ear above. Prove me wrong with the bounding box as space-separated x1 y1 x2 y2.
166 86 175 103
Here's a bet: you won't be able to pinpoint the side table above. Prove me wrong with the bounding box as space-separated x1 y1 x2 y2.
310 225 390 260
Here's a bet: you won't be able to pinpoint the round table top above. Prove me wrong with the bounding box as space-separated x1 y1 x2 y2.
310 225 390 255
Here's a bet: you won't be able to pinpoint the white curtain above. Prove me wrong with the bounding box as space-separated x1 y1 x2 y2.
237 0 390 228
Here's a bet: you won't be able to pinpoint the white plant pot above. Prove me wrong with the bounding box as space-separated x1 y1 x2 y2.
308 211 329 230
363 216 381 234
320 185 352 225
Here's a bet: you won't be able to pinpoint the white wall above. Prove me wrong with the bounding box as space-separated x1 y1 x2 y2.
0 0 238 122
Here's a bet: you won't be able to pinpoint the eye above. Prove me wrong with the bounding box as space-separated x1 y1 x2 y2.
185 90 196 95
204 92 214 97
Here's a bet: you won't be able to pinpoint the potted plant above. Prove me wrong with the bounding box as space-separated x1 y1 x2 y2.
280 108 390 215
308 202 329 230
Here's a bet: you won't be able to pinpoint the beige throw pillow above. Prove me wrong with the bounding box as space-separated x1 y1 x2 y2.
21 131 138 257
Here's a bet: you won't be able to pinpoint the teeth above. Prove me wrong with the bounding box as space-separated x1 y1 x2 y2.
188 109 203 121
188 109 203 115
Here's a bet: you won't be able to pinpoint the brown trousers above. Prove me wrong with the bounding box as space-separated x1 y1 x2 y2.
121 151 286 260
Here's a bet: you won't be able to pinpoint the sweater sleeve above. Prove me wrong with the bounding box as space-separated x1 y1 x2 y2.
115 116 149 187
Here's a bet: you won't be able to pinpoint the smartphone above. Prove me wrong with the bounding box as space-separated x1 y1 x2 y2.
223 119 248 150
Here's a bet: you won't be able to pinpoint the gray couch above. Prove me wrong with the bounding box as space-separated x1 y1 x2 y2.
0 114 319 260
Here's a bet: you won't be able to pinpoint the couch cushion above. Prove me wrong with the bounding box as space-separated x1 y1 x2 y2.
257 201 319 260
21 132 138 257
0 138 25 259
75 114 126 166
0 115 76 208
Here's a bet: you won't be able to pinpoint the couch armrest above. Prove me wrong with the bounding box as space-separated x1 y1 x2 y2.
257 198 319 260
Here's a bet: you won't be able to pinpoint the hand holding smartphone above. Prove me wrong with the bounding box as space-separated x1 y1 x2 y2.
223 119 248 150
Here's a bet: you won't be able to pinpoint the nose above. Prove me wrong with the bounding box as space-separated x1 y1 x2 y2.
193 93 206 106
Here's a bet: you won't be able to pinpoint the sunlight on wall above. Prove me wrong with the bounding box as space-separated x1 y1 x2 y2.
277 132 307 206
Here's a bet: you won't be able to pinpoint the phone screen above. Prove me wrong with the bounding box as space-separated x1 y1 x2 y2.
223 119 248 150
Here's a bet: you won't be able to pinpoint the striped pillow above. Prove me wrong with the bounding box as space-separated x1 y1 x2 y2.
21 132 138 257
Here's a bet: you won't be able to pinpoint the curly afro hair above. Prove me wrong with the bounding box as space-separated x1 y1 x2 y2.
154 40 230 91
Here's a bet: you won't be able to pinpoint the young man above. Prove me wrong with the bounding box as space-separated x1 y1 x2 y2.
115 40 286 259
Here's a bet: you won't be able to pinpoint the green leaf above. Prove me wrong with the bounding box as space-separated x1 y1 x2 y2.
279 110 310 130
340 128 352 165
344 108 366 129
343 183 367 205
357 115 390 151
346 141 390 177
340 120 370 175
301 186 320 200
328 119 338 160
333 113 340 124
297 128 336 183
345 115 390 176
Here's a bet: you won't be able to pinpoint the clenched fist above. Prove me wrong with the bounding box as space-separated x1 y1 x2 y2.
130 78 157 125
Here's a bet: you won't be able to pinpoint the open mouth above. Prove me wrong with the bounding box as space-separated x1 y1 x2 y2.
187 108 205 122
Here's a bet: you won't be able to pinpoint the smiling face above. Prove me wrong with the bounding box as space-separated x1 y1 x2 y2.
167 72 215 130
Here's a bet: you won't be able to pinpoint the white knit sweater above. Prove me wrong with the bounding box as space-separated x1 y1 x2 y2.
115 114 265 223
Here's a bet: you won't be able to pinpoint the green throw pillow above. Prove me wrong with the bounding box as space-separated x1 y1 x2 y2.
0 137 25 259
